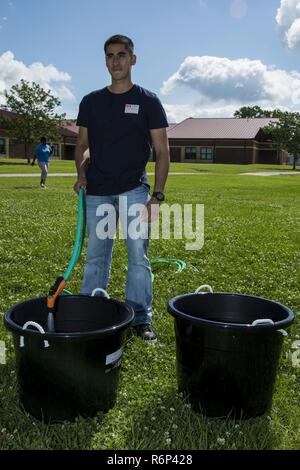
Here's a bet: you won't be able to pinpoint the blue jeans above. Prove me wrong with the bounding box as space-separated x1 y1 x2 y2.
81 184 152 326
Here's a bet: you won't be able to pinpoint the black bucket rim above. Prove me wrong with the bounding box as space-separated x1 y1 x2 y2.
4 295 135 340
168 292 294 330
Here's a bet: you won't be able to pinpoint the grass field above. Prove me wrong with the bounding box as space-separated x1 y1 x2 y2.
0 162 299 450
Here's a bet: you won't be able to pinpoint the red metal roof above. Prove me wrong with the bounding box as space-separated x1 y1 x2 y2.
61 124 79 136
167 117 279 140
0 108 19 119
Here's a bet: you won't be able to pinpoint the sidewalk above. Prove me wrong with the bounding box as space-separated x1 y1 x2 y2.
240 171 300 176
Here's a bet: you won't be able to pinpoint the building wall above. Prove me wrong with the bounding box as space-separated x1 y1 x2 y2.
256 143 286 164
0 135 8 157
0 131 77 160
9 141 36 158
257 149 277 164
252 145 258 164
169 147 181 162
62 144 76 160
0 117 78 159
168 139 215 163
168 138 280 164
214 140 254 163
61 135 77 160
168 139 255 164
3 140 61 159
0 125 284 164
215 146 254 164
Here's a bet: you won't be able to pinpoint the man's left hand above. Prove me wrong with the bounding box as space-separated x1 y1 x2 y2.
140 197 160 223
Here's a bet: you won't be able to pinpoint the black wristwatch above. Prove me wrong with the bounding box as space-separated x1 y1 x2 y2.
152 191 165 202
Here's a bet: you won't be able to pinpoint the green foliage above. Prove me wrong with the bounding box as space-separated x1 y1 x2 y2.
234 106 273 118
263 111 300 170
0 79 65 161
234 106 284 118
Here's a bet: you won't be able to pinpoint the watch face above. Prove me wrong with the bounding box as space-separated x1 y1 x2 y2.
153 192 165 201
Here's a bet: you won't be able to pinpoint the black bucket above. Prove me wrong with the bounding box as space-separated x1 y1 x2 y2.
4 293 134 422
168 285 294 419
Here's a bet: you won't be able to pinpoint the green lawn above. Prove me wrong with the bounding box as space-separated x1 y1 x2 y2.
0 164 299 450
0 157 298 174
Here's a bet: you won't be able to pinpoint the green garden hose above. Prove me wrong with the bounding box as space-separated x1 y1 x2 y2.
150 258 186 273
47 188 86 330
63 188 86 281
123 257 200 282
47 190 200 321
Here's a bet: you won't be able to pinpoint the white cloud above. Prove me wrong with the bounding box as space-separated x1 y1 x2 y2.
0 51 76 111
230 0 248 19
55 85 76 102
276 0 300 52
2 17 7 21
286 17 300 48
160 55 300 120
161 56 270 101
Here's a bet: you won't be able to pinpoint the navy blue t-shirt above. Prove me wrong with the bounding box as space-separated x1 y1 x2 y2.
76 84 168 196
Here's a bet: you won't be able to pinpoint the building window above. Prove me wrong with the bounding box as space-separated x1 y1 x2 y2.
0 138 6 154
52 143 60 157
200 147 213 160
185 147 197 160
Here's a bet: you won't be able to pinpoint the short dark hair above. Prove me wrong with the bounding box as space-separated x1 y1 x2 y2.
40 137 46 142
104 34 134 55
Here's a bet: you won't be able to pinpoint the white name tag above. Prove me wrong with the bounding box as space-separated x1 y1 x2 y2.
125 104 139 114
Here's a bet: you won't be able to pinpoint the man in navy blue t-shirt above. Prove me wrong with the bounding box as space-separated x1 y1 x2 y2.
74 34 170 343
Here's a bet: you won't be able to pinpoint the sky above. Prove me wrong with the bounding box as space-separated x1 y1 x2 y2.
1 0 300 121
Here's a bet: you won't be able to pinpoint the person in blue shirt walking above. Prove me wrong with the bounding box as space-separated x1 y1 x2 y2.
32 137 53 188
74 34 170 343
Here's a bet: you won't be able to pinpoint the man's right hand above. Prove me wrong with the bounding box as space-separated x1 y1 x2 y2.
73 176 87 194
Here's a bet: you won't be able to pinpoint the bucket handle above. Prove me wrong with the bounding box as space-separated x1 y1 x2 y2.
278 329 288 336
91 288 110 299
252 319 274 326
251 319 288 336
195 284 213 294
20 321 50 349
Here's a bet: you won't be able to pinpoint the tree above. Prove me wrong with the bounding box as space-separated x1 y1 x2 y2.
0 79 66 163
233 106 286 119
234 106 273 118
262 111 300 170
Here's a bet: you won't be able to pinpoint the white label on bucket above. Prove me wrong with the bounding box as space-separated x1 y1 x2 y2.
105 347 123 366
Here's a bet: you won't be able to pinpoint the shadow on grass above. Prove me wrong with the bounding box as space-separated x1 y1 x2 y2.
188 168 210 173
123 390 279 451
0 162 29 166
11 187 40 190
0 359 104 450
